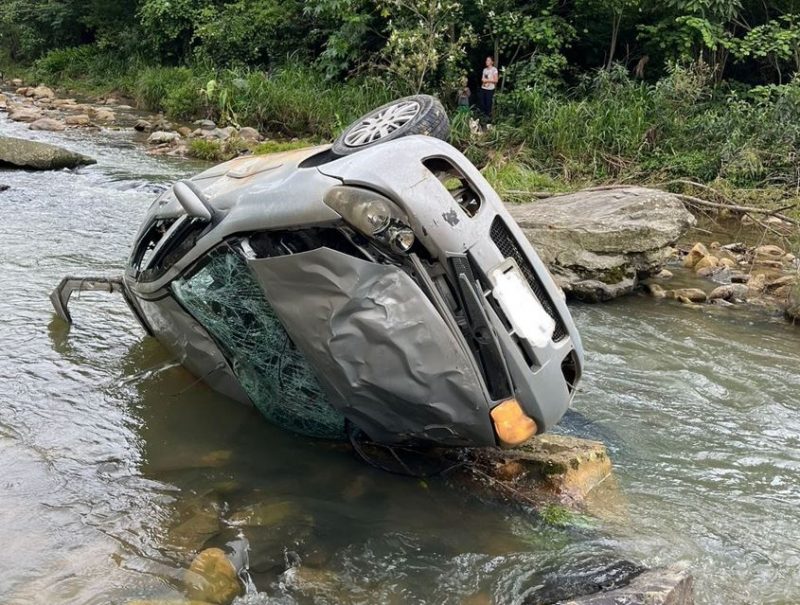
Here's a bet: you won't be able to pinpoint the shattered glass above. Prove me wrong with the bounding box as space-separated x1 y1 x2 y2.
171 248 346 439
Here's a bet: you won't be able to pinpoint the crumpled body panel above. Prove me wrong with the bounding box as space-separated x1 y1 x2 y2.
248 248 496 446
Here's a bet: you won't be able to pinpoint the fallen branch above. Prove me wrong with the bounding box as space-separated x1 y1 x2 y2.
659 179 799 225
671 192 799 226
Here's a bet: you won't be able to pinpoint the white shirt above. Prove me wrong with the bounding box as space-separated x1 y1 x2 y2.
482 66 498 90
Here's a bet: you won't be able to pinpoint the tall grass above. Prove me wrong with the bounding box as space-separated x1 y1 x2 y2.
22 47 800 195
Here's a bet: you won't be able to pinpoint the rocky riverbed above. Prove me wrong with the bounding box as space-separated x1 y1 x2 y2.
0 78 267 160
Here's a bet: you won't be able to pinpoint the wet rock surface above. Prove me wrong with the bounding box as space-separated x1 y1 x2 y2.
506 187 695 301
452 434 613 509
560 563 694 604
184 548 243 605
524 559 646 604
0 135 96 169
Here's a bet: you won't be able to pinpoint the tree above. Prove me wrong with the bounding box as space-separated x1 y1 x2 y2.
379 0 474 94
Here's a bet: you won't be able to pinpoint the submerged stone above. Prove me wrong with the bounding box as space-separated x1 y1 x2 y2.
229 500 313 529
524 559 646 604
184 548 243 605
560 563 694 604
166 496 221 552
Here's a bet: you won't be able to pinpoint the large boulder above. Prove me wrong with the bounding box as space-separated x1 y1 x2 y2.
0 136 96 170
506 187 695 301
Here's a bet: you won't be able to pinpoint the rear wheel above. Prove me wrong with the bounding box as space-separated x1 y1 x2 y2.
331 95 450 156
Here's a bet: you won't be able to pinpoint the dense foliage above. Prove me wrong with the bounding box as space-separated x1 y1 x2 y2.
6 0 800 89
3 0 800 195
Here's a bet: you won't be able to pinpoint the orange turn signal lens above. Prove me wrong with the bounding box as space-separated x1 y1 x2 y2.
490 398 538 447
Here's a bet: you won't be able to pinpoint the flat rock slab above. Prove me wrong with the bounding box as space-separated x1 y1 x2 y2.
562 563 694 605
0 135 96 170
452 434 613 509
506 187 695 301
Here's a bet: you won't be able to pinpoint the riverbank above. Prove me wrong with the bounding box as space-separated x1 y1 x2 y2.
4 52 800 222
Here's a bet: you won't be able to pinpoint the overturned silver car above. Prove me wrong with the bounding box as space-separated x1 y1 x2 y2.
52 96 583 449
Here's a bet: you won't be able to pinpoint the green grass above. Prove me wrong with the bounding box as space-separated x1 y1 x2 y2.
14 47 800 204
187 137 250 162
253 139 317 154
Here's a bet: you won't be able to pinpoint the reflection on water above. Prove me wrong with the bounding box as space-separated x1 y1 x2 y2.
1 111 800 604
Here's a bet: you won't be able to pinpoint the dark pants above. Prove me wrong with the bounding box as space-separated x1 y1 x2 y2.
478 88 494 119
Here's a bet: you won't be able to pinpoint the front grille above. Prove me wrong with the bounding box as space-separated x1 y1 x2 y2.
489 217 568 341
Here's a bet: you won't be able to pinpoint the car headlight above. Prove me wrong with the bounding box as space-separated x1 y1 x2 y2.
323 186 416 254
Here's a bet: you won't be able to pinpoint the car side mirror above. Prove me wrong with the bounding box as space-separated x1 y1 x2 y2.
173 180 214 221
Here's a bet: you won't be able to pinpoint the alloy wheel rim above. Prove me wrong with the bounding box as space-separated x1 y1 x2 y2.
343 100 421 147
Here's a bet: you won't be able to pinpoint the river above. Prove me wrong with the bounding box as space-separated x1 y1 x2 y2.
1 111 799 605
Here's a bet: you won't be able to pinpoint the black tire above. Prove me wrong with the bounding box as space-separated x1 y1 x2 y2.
331 94 450 156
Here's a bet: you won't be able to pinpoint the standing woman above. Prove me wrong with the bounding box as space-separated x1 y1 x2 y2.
479 56 499 120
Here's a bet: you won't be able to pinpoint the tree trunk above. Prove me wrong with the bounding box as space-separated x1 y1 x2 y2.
605 10 622 70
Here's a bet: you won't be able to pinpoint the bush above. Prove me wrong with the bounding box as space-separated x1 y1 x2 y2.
135 66 208 116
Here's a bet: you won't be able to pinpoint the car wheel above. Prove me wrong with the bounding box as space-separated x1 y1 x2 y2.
331 95 450 156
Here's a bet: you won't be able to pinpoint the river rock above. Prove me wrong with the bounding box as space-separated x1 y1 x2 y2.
766 274 796 289
166 496 221 551
148 130 180 145
0 135 96 170
134 119 153 132
709 284 749 302
238 126 261 141
506 187 695 302
31 85 55 100
667 288 707 303
754 244 784 260
694 255 719 271
683 243 709 268
184 548 242 605
89 107 116 122
11 78 23 87
525 560 646 605
65 114 91 126
29 117 66 131
9 106 43 122
50 98 78 108
0 94 7 110
455 434 613 507
229 499 313 529
748 273 768 294
647 283 667 298
195 119 216 130
177 126 193 138
559 563 694 605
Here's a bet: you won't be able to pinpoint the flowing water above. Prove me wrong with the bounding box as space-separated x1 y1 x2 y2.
1 110 799 605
